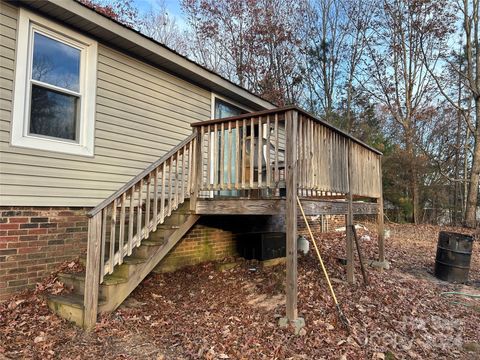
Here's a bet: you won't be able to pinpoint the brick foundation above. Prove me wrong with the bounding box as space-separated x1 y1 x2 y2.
0 207 89 300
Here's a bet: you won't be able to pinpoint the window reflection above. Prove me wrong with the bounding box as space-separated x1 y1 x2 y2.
29 85 78 141
32 32 80 92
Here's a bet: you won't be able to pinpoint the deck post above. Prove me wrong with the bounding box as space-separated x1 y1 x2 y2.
83 212 102 330
377 157 385 263
191 128 201 212
346 142 355 284
285 109 298 321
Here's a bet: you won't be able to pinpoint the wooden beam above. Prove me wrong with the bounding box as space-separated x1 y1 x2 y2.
285 110 298 321
83 213 102 330
194 199 378 216
196 199 283 215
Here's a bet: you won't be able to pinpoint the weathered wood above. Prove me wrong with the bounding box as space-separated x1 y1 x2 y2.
242 119 246 189
137 180 143 244
266 115 271 188
168 158 173 216
87 133 196 218
191 130 202 211
145 174 151 238
274 114 279 185
109 200 116 274
257 117 263 187
118 193 126 265
377 156 385 262
346 142 355 284
285 109 298 321
250 118 254 188
227 121 232 189
220 122 225 190
195 198 378 215
100 209 107 282
235 120 240 188
213 124 218 188
83 213 102 330
127 187 134 255
160 163 166 222
153 168 159 231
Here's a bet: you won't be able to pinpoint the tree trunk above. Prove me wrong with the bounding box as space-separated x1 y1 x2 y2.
464 99 480 228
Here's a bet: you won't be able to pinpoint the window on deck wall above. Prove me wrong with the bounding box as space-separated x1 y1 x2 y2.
11 8 97 156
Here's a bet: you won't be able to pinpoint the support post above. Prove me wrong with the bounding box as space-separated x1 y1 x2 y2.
377 156 385 263
285 110 298 321
83 213 102 330
190 128 202 212
346 142 355 284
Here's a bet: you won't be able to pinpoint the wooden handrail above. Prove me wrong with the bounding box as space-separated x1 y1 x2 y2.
191 106 382 156
87 132 197 218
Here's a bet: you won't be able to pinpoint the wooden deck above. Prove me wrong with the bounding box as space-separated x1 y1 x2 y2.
79 106 385 330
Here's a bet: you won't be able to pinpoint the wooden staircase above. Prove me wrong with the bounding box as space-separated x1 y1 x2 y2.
47 133 199 329
47 202 199 327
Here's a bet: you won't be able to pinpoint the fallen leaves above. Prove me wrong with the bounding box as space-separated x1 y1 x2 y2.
0 224 478 359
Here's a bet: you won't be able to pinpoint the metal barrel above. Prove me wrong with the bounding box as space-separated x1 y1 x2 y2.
434 231 474 283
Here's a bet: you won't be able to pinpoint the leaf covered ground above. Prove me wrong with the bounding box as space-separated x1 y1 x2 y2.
0 224 479 359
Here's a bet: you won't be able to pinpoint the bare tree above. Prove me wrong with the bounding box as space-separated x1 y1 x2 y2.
138 0 188 55
360 0 453 224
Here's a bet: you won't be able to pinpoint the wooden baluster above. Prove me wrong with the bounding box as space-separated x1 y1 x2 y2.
250 117 254 189
181 146 186 203
128 187 134 255
100 208 107 282
206 125 211 190
235 120 240 189
137 180 143 245
145 174 151 239
160 163 166 224
187 139 193 195
275 114 279 187
213 124 218 190
109 199 116 274
242 119 246 189
227 121 232 189
153 168 159 231
174 152 179 209
266 115 271 188
220 122 225 190
118 193 126 264
257 117 263 188
168 157 173 216
298 115 303 195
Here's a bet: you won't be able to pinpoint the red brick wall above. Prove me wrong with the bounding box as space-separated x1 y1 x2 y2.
0 207 89 300
155 221 237 273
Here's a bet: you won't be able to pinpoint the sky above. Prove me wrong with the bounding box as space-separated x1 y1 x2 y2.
133 0 183 18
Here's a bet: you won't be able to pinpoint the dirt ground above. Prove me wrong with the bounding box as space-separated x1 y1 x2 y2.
1 223 479 359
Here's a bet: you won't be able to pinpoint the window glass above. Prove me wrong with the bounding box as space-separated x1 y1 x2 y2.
32 32 81 92
29 85 78 140
214 99 243 118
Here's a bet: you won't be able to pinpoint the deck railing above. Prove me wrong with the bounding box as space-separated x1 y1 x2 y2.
83 133 196 329
191 106 382 199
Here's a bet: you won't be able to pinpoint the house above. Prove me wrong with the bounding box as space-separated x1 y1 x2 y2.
0 0 385 330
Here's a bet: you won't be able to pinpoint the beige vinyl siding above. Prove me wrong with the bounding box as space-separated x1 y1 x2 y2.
0 2 212 206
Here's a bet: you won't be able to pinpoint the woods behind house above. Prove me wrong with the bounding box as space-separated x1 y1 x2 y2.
83 0 480 228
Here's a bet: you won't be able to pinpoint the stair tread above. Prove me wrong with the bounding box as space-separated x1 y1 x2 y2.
122 256 146 265
58 272 128 285
48 293 106 309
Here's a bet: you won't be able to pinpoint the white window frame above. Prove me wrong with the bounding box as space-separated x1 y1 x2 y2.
210 93 250 120
11 8 97 157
